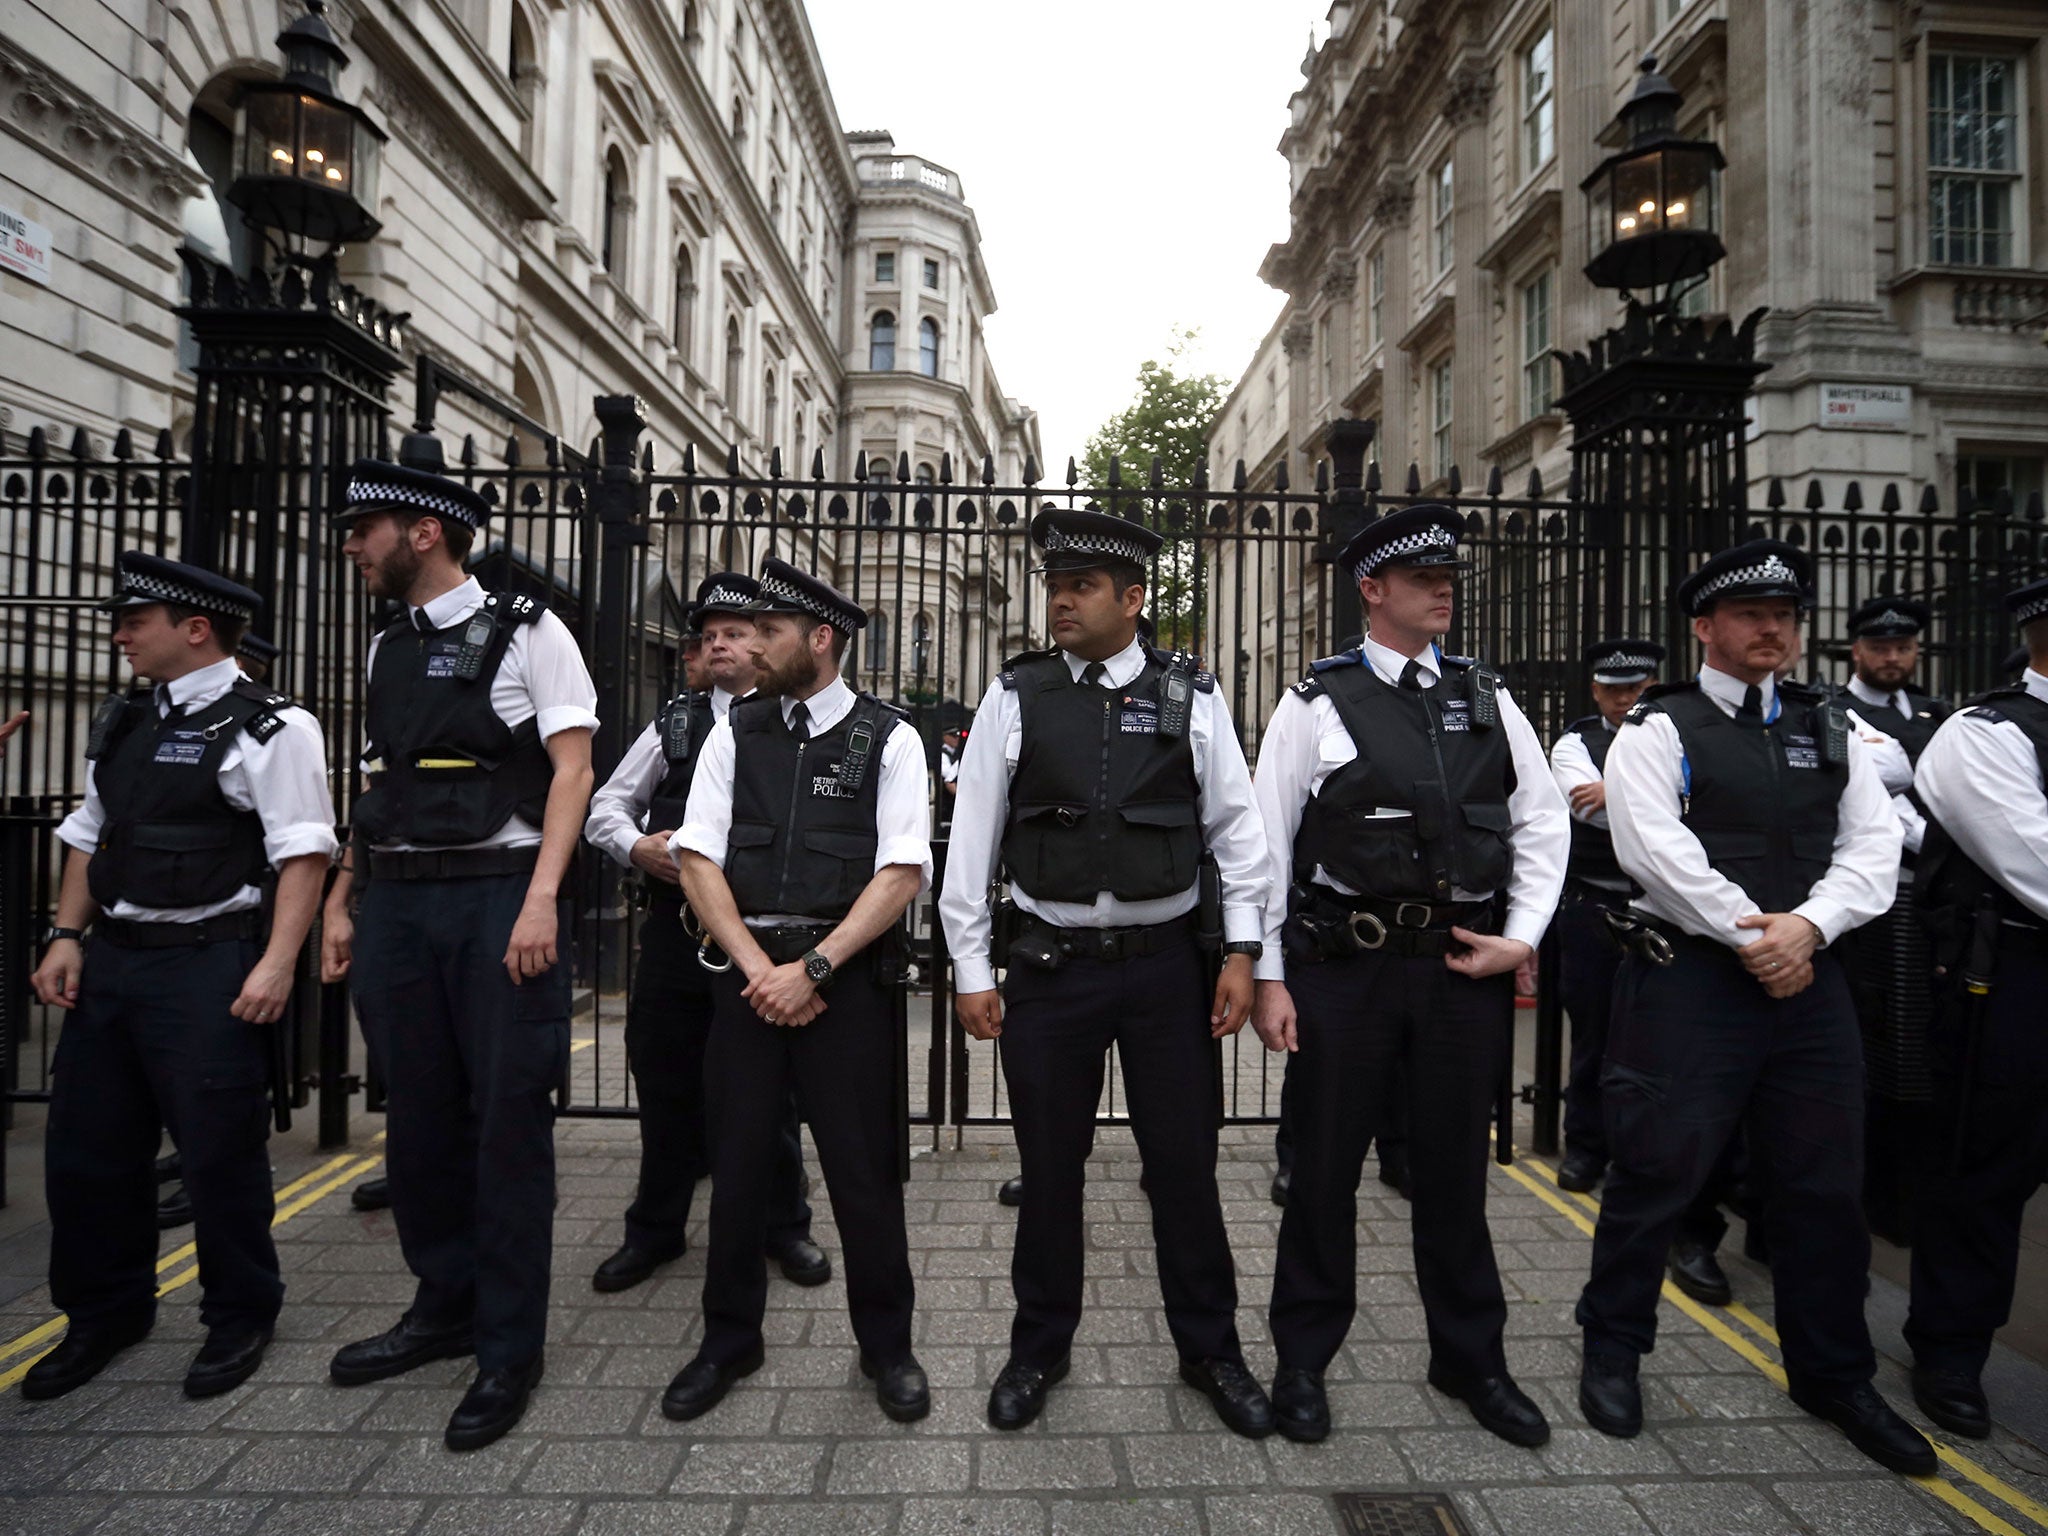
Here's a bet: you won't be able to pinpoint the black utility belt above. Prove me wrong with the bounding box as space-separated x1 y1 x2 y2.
1008 911 1196 971
1997 918 2048 957
97 911 263 949
1282 887 1494 963
747 922 837 966
1564 877 1634 910
365 846 540 882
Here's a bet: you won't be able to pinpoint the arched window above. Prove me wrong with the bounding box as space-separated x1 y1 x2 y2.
793 410 807 477
724 315 743 408
915 462 935 485
869 613 889 672
763 368 778 442
601 148 630 277
769 176 782 220
730 95 746 141
918 317 939 379
869 310 896 371
508 7 540 158
681 1 700 44
912 612 933 676
671 245 695 356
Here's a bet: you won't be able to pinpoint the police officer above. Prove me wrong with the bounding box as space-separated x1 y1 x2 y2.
663 559 930 1424
1902 578 2048 1440
320 456 598 1451
1251 505 1568 1448
583 573 827 1292
941 509 1272 1436
26 554 336 1401
1574 539 1933 1475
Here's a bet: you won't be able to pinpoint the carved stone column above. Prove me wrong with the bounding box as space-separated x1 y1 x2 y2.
1369 174 1415 468
1445 60 1496 478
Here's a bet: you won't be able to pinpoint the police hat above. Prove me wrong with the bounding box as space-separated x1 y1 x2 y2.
1586 638 1664 685
99 552 262 625
1847 596 1930 639
2002 644 2031 676
1338 504 1468 583
237 631 280 668
2006 576 2048 630
333 457 490 533
1028 508 1163 574
1676 539 1812 617
750 557 867 634
693 571 761 625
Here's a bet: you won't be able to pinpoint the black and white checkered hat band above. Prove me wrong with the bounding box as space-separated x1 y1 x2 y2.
700 582 754 612
346 473 483 530
118 570 257 622
1696 553 1800 602
1354 524 1456 581
760 569 862 633
1596 653 1659 674
1043 527 1150 564
2016 593 2048 626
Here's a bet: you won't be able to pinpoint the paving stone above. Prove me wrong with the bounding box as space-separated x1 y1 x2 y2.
1482 1484 1655 1536
68 1382 243 1433
217 1438 387 1492
419 1498 579 1536
0 1494 115 1536
1395 1427 1546 1483
58 1434 245 1491
1122 1431 1269 1488
251 1498 426 1536
1265 1432 1407 1487
1655 1373 1793 1422
740 1503 893 1536
90 1496 273 1535
515 1387 651 1437
897 1496 1048 1535
1770 1477 1965 1535
220 1384 385 1433
1535 1426 1682 1477
1619 1481 1799 1535
521 1440 682 1494
0 1433 101 1490
572 1501 734 1536
364 1437 540 1493
1047 1498 1200 1536
669 1442 823 1496
636 1387 782 1437
976 1437 1119 1491
1323 1381 1437 1428
1658 1424 1819 1476
1034 1386 1179 1435
824 1439 972 1494
1204 1493 1339 1535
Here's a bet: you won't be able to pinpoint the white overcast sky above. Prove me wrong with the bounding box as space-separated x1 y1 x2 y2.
807 1 1330 462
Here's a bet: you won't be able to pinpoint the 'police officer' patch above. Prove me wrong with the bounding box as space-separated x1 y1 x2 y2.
1437 698 1472 733
1119 696 1159 735
153 729 209 766
424 641 463 679
810 775 857 799
1782 733 1821 770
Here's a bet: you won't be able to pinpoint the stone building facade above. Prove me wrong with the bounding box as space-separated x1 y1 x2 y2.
1216 0 2048 514
0 0 1039 704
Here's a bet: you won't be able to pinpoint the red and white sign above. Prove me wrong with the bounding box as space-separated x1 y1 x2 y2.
1818 382 1912 429
0 205 52 286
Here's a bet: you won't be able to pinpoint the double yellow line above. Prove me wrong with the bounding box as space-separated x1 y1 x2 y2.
1503 1153 2048 1536
0 1139 387 1394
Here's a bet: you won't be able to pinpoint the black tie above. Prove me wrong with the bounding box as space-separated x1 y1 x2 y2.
1398 659 1424 692
412 608 437 635
155 685 178 720
1739 684 1763 720
788 701 810 742
1081 662 1107 688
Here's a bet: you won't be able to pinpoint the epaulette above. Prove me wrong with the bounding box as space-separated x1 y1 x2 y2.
1962 681 2025 723
1623 679 1696 725
998 645 1061 691
1440 652 1479 671
1145 643 1216 693
1291 648 1361 698
229 677 294 744
484 591 545 625
1778 677 1827 706
1566 714 1603 733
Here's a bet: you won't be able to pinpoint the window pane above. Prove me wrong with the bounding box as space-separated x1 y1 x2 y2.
876 251 895 282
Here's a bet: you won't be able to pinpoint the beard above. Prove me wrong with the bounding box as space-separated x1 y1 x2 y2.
756 645 819 699
366 538 422 602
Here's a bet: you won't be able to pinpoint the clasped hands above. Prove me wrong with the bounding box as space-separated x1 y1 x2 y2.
1735 911 1824 997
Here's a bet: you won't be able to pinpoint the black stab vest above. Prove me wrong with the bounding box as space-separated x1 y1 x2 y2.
352 593 555 848
1000 650 1205 904
85 678 287 909
1917 685 2048 923
1635 681 1848 914
1562 715 1625 886
1293 655 1516 901
725 693 893 919
1828 686 1951 765
648 691 718 832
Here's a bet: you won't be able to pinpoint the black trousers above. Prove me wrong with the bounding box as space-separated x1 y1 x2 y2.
1270 949 1513 1382
47 933 280 1335
700 947 913 1367
1000 934 1241 1368
352 872 569 1372
1905 941 2048 1378
1578 941 1873 1389
623 900 811 1252
1274 1051 1407 1174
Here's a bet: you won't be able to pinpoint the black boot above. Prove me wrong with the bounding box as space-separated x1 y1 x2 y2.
1271 1366 1330 1443
156 1184 193 1230
1911 1367 1990 1440
592 1239 686 1293
860 1352 931 1422
997 1176 1024 1208
21 1315 152 1401
350 1177 391 1212
1666 1240 1733 1306
445 1354 544 1451
987 1355 1068 1430
184 1325 272 1399
1789 1380 1936 1476
1579 1346 1642 1438
1556 1148 1605 1193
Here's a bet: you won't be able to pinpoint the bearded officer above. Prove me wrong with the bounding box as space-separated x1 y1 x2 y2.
663 559 930 1424
1251 504 1568 1448
583 572 827 1292
321 455 598 1450
1574 539 1933 1475
26 554 335 1401
1902 578 2048 1440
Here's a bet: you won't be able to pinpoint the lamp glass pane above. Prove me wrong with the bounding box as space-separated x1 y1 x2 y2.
1662 147 1716 233
299 96 352 190
242 90 298 179
1613 153 1661 240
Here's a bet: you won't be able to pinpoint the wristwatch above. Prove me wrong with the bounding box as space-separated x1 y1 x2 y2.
44 926 85 946
1221 941 1264 959
802 948 835 986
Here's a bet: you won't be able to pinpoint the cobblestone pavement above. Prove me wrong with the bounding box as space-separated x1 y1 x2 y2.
5 1115 2048 1536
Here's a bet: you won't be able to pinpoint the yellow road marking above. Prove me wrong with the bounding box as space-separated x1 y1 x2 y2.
1511 1153 2048 1534
0 1142 387 1393
570 1038 595 1053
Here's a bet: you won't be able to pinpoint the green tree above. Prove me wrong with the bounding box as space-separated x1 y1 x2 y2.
1079 332 1228 652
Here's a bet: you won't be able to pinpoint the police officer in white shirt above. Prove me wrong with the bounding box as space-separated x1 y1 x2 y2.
1251 504 1568 1449
27 554 336 1403
942 508 1273 1437
1902 576 2048 1441
320 455 598 1451
1574 539 1932 1476
583 573 826 1293
663 559 931 1426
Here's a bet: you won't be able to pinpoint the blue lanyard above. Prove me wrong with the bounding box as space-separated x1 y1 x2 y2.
1679 676 1779 805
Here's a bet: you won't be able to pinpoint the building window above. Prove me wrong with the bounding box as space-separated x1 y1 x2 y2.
730 95 746 141
1367 248 1384 351
912 612 933 675
870 310 896 370
915 463 936 485
601 148 630 277
1520 270 1553 420
681 1 700 44
794 409 807 476
1929 53 2023 268
869 612 889 671
768 175 782 219
1431 357 1454 481
1521 26 1555 177
1655 0 1687 30
724 316 743 408
1957 453 2046 509
822 281 833 327
762 368 778 442
922 257 941 289
918 317 940 378
1433 158 1455 275
1317 315 1333 404
672 246 695 356
875 250 896 284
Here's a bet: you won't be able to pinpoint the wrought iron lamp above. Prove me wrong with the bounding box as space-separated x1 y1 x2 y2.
227 0 386 246
1581 55 1723 308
